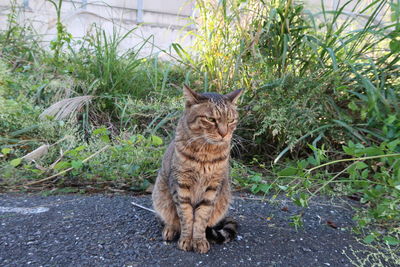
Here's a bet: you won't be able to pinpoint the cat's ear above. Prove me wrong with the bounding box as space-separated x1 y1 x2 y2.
225 88 243 105
183 84 203 106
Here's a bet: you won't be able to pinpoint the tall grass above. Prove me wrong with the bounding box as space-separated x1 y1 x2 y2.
46 25 188 132
0 0 43 67
177 0 398 155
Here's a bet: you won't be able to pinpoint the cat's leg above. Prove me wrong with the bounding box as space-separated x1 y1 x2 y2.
173 183 194 251
161 209 180 241
152 175 180 241
191 181 222 253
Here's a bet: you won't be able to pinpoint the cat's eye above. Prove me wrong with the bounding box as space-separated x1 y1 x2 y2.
228 118 235 123
206 117 216 123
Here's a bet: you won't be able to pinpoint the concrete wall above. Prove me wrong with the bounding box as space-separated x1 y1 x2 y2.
0 0 196 57
303 0 391 28
0 0 392 57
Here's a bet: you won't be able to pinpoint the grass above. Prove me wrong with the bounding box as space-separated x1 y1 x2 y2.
344 227 400 266
0 0 399 251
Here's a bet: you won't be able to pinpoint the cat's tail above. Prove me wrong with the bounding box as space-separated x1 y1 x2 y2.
206 217 238 244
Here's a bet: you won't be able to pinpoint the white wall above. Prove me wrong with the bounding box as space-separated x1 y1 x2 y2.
0 0 196 57
303 0 391 27
0 0 392 57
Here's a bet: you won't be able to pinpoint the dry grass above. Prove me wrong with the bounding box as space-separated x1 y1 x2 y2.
39 95 94 120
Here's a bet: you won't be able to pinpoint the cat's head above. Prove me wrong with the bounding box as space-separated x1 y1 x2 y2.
182 84 243 144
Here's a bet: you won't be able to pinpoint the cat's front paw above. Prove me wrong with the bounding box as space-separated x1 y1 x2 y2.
178 236 192 251
193 238 210 254
162 225 179 241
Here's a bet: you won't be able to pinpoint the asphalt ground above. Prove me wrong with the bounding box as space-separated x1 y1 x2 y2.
0 193 371 267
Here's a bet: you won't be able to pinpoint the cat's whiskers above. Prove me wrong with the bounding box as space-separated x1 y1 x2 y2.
231 135 244 157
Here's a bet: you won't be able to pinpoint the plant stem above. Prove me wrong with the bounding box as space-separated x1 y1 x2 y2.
307 153 400 172
23 145 110 187
309 163 353 198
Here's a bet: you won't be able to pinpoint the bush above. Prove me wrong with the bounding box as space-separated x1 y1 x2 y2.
1 127 165 191
240 74 341 154
0 97 41 135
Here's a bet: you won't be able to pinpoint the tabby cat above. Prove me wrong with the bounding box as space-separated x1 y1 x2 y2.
152 84 242 253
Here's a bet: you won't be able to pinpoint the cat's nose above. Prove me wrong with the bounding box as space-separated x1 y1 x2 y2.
218 125 228 138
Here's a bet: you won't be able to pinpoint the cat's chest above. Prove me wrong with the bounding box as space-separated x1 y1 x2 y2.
188 172 220 204
178 163 226 197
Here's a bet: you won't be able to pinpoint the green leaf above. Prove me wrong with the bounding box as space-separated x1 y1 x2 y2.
363 234 375 244
361 169 369 179
389 39 400 53
278 185 288 191
130 179 151 192
395 185 400 191
259 184 271 193
297 159 308 169
307 144 317 151
1 148 11 155
307 156 318 166
250 175 262 183
251 184 260 194
71 160 83 170
10 158 22 167
292 193 309 208
100 135 110 143
93 127 107 135
278 167 298 177
342 145 354 156
54 161 71 171
74 145 86 152
354 147 384 156
150 135 163 146
355 161 368 170
135 135 145 143
383 236 400 246
385 114 396 124
387 139 400 151
335 85 348 91
347 101 358 111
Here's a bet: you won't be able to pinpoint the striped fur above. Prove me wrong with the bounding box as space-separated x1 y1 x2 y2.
206 217 238 244
152 85 242 253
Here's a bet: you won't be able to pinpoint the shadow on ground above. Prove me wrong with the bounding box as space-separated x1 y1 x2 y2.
0 193 368 266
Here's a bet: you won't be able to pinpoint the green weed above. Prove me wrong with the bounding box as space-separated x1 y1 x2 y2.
1 126 166 191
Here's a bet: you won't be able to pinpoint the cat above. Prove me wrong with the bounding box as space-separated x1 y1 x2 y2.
152 84 242 253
